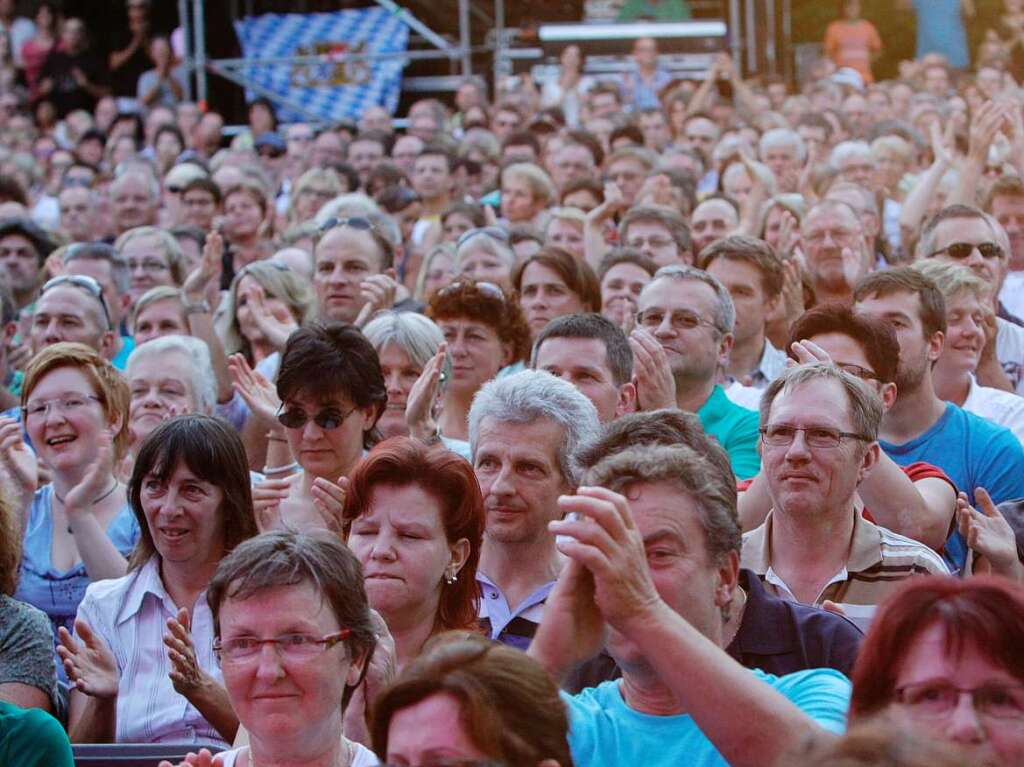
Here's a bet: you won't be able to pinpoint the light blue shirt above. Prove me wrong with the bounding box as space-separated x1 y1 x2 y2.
565 669 851 767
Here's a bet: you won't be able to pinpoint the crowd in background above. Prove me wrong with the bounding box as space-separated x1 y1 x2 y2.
1 0 1024 765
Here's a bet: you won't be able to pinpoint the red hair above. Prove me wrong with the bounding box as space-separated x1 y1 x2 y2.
343 437 484 633
849 576 1024 721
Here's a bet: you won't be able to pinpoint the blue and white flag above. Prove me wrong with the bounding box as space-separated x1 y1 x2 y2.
233 8 408 122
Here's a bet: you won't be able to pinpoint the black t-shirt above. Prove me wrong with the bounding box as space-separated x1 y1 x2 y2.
108 32 153 98
38 48 108 117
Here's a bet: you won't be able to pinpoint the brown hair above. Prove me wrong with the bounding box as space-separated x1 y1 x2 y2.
699 234 785 299
512 246 602 314
371 634 573 765
0 485 19 595
22 342 131 460
426 279 532 363
853 266 947 338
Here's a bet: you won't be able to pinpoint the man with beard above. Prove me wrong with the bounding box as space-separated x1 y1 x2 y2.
802 200 871 304
853 267 1024 568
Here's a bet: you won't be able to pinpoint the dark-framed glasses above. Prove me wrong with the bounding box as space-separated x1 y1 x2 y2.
636 308 717 333
276 402 357 431
928 241 1004 260
318 215 379 235
760 424 873 449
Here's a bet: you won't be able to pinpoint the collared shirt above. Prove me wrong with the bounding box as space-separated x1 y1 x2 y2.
742 511 949 632
696 384 761 480
75 557 228 747
477 572 555 652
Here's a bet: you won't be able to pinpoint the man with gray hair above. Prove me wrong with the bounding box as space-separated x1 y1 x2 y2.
758 128 806 193
634 264 760 479
109 170 160 236
468 369 600 649
829 141 876 189
62 242 133 368
743 362 948 631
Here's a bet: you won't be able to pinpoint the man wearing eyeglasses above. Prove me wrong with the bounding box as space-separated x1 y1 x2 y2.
743 362 948 631
633 265 761 480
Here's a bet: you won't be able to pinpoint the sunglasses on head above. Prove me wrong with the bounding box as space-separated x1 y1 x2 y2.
318 216 378 235
438 279 506 303
41 274 112 329
929 241 1004 260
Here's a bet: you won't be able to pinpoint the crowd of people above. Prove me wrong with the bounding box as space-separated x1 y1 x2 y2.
2 0 1024 765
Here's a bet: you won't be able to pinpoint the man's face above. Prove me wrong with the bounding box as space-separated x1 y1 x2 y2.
391 136 424 175
606 480 733 669
801 206 865 295
855 289 942 394
841 96 869 135
601 261 651 324
412 154 452 201
762 378 875 519
111 175 157 234
690 200 737 257
928 217 1007 296
590 93 620 120
607 158 646 207
347 139 384 183
549 144 594 191
59 188 93 241
0 233 40 294
30 286 108 355
65 259 124 326
311 132 345 169
473 416 573 545
991 195 1024 271
182 188 218 231
924 66 950 97
762 144 798 182
491 110 519 141
682 118 719 162
639 112 671 151
360 106 392 133
314 227 383 323
632 38 658 67
836 151 876 189
623 219 683 267
534 337 629 423
797 125 828 163
637 277 728 386
706 257 773 347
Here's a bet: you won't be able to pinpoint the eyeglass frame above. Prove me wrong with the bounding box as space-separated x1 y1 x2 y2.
635 307 721 334
895 681 1024 721
213 629 351 664
317 215 379 236
927 241 1005 261
40 274 112 330
759 424 874 449
437 279 506 304
22 393 102 421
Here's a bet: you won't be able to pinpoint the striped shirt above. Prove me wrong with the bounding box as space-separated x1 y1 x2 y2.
742 511 949 632
74 557 228 747
477 572 554 652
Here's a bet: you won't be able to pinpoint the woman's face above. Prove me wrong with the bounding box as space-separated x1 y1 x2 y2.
140 459 225 567
235 275 292 346
423 252 454 298
156 132 183 164
224 191 264 240
128 353 198 446
281 388 376 480
501 176 541 224
519 262 585 338
545 219 584 260
294 185 334 224
348 484 467 627
874 152 907 192
25 366 116 476
122 233 176 301
385 692 489 764
889 622 1024 767
457 245 512 290
218 580 362 757
376 342 423 439
600 262 651 326
133 298 189 346
437 318 511 395
442 212 475 243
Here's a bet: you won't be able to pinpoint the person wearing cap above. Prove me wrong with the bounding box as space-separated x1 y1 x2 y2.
0 217 55 312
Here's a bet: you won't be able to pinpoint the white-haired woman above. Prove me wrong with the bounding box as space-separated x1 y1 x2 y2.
115 226 188 306
454 228 516 291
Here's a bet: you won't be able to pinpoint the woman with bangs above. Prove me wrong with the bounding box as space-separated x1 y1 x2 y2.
343 437 484 671
0 343 138 663
56 415 258 746
513 246 601 341
848 576 1024 767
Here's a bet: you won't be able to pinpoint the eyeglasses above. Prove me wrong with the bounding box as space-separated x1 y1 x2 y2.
318 216 378 236
626 236 675 250
128 257 170 273
276 402 358 431
438 280 506 303
213 630 350 663
836 362 878 381
896 681 1024 721
928 241 1004 260
41 274 112 329
636 308 717 333
456 226 509 248
760 424 873 449
23 394 101 420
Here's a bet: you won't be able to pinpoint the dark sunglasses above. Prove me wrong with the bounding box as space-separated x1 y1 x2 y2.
276 403 357 431
318 216 378 235
929 241 1004 260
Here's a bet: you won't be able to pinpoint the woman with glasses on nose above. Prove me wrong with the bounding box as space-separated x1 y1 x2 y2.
57 415 258 745
157 531 380 767
248 323 387 533
847 576 1024 767
0 343 137 676
115 226 187 306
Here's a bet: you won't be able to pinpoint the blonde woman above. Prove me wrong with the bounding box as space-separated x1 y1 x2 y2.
500 162 555 228
286 167 343 228
414 242 456 302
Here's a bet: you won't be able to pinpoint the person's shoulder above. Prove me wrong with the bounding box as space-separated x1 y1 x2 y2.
565 679 623 712
758 667 852 733
873 523 949 574
0 701 72 765
957 404 1024 451
0 594 52 637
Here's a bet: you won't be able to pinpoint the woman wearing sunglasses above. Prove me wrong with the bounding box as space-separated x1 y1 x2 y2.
249 322 387 533
157 531 380 767
57 415 258 745
1 343 137 675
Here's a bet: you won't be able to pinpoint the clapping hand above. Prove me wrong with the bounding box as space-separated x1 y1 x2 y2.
354 274 399 327
629 329 676 411
227 353 281 427
62 429 116 516
405 343 447 442
248 284 299 350
0 416 37 512
158 750 223 767
57 620 119 699
165 608 208 698
959 488 1024 580
183 230 223 305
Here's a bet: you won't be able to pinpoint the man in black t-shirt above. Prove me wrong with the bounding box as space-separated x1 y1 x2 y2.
37 18 109 117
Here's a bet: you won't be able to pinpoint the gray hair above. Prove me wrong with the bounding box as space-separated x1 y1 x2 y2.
112 165 161 202
114 225 187 285
585 443 741 562
759 129 807 164
455 230 516 271
644 264 736 335
361 311 444 370
829 140 874 171
468 369 600 485
62 242 131 295
759 362 883 443
126 334 218 415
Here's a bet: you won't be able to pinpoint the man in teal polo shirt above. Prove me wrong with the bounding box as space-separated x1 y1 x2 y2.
634 265 760 479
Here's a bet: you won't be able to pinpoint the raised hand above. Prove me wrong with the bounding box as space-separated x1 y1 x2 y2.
311 475 347 534
227 353 281 426
57 620 119 699
629 328 676 411
248 284 299 350
354 274 399 328
0 416 38 511
62 429 116 515
788 338 833 366
183 230 224 303
252 477 293 533
343 609 396 746
405 344 447 442
165 608 206 698
968 101 1008 161
958 488 1023 580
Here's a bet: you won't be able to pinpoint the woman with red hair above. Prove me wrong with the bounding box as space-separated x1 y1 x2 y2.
343 437 484 670
848 576 1024 767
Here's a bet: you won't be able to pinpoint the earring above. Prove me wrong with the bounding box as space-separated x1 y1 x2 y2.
444 569 457 585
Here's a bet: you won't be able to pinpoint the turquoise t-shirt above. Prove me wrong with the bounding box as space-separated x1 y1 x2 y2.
0 701 73 767
565 668 850 767
697 384 761 480
111 334 136 371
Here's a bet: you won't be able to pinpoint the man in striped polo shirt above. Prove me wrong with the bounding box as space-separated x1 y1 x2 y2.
742 362 948 631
